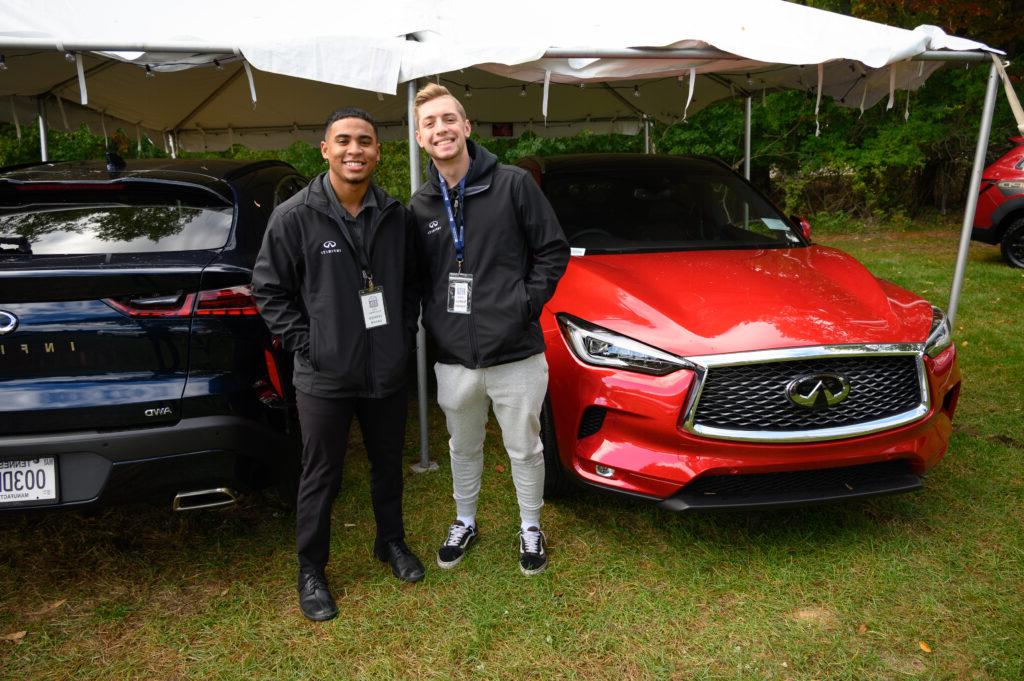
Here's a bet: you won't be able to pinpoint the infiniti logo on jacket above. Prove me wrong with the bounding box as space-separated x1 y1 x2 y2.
320 240 344 255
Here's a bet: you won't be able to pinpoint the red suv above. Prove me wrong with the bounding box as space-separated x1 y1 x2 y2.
972 136 1024 267
523 155 961 510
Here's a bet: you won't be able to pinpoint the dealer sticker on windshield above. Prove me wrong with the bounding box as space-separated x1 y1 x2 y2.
0 457 57 505
761 218 790 231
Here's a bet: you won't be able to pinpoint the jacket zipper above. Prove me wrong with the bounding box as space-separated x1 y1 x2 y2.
468 308 480 367
363 200 396 395
459 190 481 367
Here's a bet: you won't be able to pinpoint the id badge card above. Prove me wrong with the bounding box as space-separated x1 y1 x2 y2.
359 287 388 329
447 273 473 314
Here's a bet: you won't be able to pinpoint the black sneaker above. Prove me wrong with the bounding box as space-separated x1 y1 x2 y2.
437 520 478 568
519 527 548 575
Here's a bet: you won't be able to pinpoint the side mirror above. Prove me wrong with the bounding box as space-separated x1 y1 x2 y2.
791 215 812 242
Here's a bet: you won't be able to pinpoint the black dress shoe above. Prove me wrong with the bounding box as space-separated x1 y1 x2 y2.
298 572 338 621
375 540 426 583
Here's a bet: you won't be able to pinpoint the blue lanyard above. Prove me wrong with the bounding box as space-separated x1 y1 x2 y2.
438 174 466 270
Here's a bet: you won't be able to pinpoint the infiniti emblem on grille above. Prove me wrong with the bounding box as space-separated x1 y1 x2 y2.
0 310 17 336
786 372 851 409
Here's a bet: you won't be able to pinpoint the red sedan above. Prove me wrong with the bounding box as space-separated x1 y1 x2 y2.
522 155 961 509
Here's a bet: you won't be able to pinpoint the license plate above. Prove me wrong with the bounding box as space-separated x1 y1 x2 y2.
0 458 58 506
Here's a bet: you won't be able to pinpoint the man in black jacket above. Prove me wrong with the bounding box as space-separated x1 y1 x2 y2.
253 107 424 622
410 84 568 575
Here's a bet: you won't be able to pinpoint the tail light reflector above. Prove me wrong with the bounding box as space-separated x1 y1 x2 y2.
264 345 284 397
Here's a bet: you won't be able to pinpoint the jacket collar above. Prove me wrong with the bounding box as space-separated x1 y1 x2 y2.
305 172 396 216
422 139 498 197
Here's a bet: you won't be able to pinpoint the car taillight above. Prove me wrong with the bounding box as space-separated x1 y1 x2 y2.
194 285 260 316
105 285 259 317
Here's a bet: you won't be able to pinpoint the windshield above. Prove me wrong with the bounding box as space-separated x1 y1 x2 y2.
0 184 234 256
545 164 802 253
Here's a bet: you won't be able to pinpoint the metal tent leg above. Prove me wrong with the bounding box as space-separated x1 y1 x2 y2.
743 97 752 180
37 98 48 162
408 78 438 474
948 62 999 325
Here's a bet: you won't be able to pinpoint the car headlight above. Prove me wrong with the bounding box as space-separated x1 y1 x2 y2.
924 306 953 358
556 313 694 376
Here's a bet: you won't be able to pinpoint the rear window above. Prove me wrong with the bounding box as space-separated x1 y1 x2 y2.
0 184 234 255
545 164 802 253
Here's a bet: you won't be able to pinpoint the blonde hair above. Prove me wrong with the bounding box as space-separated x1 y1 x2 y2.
414 83 467 126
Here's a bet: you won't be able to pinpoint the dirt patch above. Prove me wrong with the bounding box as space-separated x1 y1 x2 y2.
788 606 839 629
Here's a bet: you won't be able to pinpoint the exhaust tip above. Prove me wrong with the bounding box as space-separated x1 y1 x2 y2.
173 487 238 512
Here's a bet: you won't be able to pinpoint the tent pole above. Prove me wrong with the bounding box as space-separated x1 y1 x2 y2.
743 97 752 180
408 78 437 474
948 62 999 325
37 98 48 162
643 115 651 153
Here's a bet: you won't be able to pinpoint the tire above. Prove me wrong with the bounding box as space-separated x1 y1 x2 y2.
540 396 575 497
1000 217 1024 268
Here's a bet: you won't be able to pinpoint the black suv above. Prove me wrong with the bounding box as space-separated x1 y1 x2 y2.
0 158 307 511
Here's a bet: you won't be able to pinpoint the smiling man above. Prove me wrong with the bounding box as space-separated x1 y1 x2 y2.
253 107 423 621
410 84 568 575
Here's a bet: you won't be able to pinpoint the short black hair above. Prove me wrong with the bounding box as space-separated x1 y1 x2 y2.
323 107 379 140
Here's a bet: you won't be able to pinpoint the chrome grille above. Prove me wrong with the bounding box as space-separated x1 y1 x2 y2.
691 355 922 432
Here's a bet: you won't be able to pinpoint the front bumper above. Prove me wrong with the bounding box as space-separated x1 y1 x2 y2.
0 415 294 510
971 226 1000 245
547 335 962 508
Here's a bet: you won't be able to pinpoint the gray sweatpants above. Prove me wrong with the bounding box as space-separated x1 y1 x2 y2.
434 353 548 527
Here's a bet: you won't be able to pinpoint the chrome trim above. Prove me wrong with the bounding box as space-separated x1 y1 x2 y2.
680 344 931 443
172 487 238 511
0 310 17 335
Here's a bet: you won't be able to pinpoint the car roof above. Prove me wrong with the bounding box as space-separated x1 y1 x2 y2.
517 154 733 175
0 158 296 199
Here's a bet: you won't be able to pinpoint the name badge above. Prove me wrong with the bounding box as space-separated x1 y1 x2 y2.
360 287 388 329
447 273 473 314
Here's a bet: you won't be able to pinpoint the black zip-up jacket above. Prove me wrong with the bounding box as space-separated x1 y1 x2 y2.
409 141 568 369
252 175 419 398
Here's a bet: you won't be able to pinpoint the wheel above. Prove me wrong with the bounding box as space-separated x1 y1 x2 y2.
540 396 575 497
1000 217 1024 268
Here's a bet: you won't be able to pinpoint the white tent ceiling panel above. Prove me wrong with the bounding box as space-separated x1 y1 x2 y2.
0 0 1002 144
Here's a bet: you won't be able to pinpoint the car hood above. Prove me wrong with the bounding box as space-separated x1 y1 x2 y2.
548 246 934 357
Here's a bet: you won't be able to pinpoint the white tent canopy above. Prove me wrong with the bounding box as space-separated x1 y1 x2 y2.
0 0 1000 150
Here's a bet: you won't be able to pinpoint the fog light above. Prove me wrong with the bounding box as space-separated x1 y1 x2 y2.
595 464 615 478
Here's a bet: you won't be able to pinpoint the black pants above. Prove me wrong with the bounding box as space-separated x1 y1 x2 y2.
294 388 407 575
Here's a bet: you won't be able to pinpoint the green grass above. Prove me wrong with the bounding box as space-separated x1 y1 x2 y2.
2 215 1023 680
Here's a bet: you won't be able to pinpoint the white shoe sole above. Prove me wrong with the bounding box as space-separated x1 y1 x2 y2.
436 554 465 569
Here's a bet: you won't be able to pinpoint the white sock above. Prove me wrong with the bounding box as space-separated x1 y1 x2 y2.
521 521 541 533
457 515 476 529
